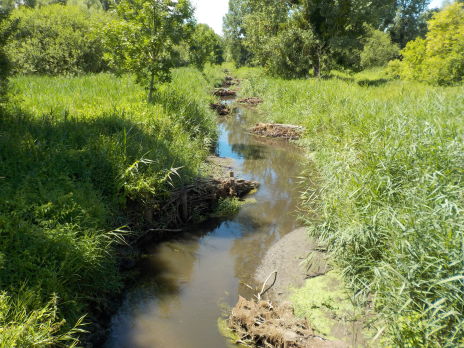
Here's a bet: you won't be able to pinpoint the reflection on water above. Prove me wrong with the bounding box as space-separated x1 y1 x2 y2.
105 105 307 348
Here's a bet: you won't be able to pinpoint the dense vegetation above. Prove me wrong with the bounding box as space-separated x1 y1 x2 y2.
234 65 464 347
225 0 464 346
0 0 226 345
0 68 222 346
223 0 462 84
0 0 463 345
390 2 464 85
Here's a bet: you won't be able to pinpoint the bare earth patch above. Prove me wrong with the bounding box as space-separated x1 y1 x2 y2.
250 123 305 140
227 228 371 347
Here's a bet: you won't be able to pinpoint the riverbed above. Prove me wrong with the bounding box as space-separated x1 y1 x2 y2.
104 100 306 348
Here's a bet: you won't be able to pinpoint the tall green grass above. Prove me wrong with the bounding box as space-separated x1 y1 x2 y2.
0 66 223 346
235 67 464 347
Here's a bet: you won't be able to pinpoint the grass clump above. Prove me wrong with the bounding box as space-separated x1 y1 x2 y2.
211 197 244 218
234 67 464 346
0 66 223 345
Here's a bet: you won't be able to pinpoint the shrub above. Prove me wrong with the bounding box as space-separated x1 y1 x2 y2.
361 28 400 68
5 4 113 75
0 9 16 103
397 3 464 85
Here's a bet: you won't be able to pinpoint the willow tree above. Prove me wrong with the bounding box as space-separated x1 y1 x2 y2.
104 0 194 102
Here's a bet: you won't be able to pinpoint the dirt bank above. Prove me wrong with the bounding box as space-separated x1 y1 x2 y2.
255 228 328 301
228 228 371 347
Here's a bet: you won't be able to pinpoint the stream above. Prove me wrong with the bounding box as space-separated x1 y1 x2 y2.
104 99 306 348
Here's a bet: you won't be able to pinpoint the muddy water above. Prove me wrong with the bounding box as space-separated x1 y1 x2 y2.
105 102 306 348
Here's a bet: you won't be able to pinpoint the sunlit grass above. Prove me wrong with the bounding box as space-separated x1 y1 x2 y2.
0 66 224 346
235 67 464 346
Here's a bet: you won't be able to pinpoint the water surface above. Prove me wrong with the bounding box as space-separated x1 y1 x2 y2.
105 103 306 348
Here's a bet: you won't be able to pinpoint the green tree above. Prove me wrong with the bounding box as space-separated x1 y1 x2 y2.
263 25 319 78
0 8 16 104
386 0 433 48
103 0 194 102
5 4 112 75
241 0 289 67
223 0 253 66
189 24 223 71
360 27 400 68
394 2 464 84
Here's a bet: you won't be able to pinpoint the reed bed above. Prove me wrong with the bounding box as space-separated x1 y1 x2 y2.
235 67 464 347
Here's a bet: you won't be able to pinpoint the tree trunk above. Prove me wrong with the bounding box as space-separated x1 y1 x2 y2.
313 63 320 78
148 70 155 103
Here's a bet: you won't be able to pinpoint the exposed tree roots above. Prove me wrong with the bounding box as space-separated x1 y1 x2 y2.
127 175 259 242
228 297 340 348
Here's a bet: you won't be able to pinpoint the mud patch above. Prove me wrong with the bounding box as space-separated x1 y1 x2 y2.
228 297 346 348
250 123 305 140
255 228 328 301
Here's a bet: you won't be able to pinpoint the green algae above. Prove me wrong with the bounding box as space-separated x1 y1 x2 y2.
290 270 358 339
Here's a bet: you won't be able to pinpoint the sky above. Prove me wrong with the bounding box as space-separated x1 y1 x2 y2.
193 0 446 36
192 0 229 35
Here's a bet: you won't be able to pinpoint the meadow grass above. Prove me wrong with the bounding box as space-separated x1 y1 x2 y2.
0 66 223 346
235 67 464 347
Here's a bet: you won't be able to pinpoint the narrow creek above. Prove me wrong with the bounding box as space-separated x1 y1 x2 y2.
104 98 307 348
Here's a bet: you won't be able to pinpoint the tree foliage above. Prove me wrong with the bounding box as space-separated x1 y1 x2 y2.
361 27 400 68
392 2 464 85
223 0 252 66
0 8 16 103
103 0 195 102
5 4 112 75
224 0 433 77
189 24 223 71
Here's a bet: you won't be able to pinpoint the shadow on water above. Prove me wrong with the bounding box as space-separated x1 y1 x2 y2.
105 101 310 348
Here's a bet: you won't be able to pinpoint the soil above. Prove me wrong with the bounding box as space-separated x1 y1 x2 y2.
254 228 329 301
228 228 370 348
250 123 305 140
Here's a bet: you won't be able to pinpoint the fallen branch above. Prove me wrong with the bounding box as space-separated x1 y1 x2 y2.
257 270 277 301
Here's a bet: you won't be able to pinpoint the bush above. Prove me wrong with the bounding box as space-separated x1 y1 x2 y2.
397 3 464 85
0 9 16 103
264 26 319 79
6 4 113 75
360 28 399 68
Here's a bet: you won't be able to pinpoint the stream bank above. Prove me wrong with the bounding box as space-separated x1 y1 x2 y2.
103 80 308 348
